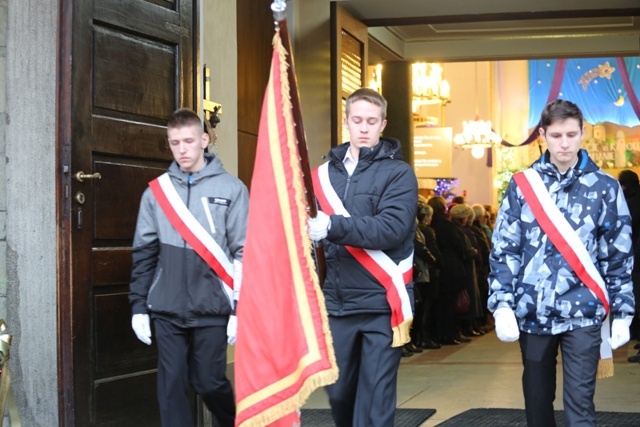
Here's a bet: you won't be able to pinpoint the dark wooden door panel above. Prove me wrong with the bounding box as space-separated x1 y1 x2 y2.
93 159 169 240
94 370 159 426
62 0 197 425
93 27 177 119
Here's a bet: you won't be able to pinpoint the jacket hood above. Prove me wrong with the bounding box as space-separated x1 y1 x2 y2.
328 137 404 164
167 153 225 186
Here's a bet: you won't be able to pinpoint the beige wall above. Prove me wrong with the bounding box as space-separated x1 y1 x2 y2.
201 0 333 172
202 0 239 176
293 0 333 167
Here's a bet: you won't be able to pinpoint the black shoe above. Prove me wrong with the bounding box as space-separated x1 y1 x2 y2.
440 338 461 345
455 335 472 343
628 353 640 363
634 342 640 350
401 349 413 357
420 340 442 350
405 343 423 353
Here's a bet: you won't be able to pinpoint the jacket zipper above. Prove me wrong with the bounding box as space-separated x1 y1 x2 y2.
343 175 351 200
336 173 351 312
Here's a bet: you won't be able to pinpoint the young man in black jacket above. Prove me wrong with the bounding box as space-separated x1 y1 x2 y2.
308 88 418 427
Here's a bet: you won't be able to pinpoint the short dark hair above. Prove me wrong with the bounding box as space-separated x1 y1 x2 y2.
540 99 583 132
345 88 387 120
167 108 202 130
619 170 640 189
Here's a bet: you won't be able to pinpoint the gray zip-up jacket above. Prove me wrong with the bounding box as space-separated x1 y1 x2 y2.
129 153 249 327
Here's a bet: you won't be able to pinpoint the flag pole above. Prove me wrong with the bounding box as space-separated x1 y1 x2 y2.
272 0 326 283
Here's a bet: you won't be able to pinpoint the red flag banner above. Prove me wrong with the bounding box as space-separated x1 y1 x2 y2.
234 30 338 427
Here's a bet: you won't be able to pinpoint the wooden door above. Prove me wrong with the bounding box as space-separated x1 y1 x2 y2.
58 0 197 425
330 3 368 146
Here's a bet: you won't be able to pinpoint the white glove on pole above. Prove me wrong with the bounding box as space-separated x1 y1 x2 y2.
131 314 152 345
307 211 331 241
608 318 630 350
227 315 238 345
493 307 520 342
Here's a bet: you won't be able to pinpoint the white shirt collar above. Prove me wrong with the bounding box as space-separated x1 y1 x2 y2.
343 147 358 176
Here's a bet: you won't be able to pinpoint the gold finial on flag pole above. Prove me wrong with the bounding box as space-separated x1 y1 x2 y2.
271 0 286 27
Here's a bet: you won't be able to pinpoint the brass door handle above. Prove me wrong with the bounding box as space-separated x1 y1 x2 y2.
75 171 102 182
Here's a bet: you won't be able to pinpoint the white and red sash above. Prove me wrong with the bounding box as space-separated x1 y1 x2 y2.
311 162 413 347
514 169 614 377
149 173 234 305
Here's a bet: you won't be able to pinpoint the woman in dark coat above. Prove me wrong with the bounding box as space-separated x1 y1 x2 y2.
412 204 442 349
471 203 492 330
427 197 476 345
449 204 484 337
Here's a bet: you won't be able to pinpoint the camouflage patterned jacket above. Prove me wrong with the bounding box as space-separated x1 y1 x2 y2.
487 149 635 335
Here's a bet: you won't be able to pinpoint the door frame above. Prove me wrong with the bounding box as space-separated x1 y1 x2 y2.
57 0 76 424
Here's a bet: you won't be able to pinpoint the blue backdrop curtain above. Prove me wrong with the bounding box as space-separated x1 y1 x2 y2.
528 57 640 129
491 57 639 167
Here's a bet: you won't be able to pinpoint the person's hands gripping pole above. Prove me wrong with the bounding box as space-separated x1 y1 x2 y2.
307 211 331 241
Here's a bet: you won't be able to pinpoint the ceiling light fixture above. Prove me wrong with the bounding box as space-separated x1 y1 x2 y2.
453 62 501 158
412 63 451 111
368 64 383 93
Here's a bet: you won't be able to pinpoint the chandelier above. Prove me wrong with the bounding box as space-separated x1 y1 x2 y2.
453 63 501 159
412 63 451 111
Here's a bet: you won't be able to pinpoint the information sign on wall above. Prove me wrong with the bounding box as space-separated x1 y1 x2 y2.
413 126 453 178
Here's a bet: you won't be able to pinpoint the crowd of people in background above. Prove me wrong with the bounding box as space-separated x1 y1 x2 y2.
403 194 498 357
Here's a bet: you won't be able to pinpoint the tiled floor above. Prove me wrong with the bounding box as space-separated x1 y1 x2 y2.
302 332 640 426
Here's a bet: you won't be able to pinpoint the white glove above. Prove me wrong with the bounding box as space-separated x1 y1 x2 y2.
131 314 152 345
608 318 630 350
307 211 331 241
227 315 238 345
493 307 520 342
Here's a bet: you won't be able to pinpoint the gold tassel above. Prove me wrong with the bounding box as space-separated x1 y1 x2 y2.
392 317 413 348
596 358 614 379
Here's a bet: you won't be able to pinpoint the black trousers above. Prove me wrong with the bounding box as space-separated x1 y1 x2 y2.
154 318 235 427
519 326 601 427
326 314 403 427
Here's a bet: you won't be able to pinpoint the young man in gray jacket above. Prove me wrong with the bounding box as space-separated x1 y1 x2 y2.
129 108 248 427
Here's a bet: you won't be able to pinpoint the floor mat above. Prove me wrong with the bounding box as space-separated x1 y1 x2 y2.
435 408 640 426
301 408 436 426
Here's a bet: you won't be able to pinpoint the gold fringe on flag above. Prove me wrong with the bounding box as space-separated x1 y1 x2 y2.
596 357 614 379
392 318 413 348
